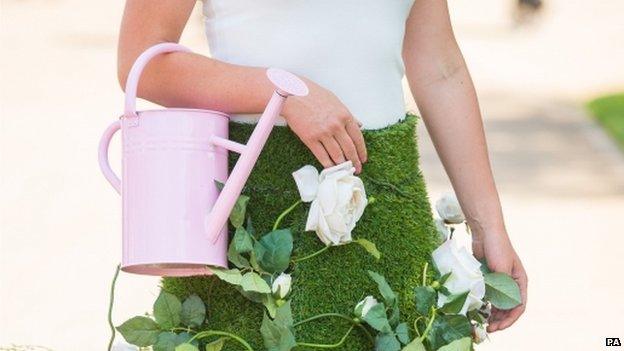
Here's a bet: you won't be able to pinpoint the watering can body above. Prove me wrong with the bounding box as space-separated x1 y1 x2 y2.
99 43 308 276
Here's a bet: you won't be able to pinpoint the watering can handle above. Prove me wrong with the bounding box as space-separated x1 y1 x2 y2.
124 43 192 117
98 120 122 194
98 43 192 194
206 68 309 243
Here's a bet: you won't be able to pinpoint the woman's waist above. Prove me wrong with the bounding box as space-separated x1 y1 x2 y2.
228 114 421 188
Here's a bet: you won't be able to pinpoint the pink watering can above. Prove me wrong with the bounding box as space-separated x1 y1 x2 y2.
98 43 308 277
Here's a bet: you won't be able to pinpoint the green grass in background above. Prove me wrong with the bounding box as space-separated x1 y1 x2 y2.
587 93 624 149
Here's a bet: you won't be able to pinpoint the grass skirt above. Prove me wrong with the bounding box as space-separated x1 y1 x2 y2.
163 115 438 350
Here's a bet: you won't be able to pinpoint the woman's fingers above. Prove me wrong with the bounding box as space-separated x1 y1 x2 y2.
320 136 346 165
334 128 362 173
488 258 528 332
497 262 528 330
305 140 334 168
345 119 368 163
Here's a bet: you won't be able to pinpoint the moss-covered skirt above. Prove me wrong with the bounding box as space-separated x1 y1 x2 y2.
163 115 439 350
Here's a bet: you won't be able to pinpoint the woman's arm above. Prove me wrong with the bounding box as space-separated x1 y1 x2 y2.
118 0 367 172
403 1 527 332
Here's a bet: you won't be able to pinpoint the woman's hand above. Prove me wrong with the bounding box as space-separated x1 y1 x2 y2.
282 79 367 174
472 230 528 332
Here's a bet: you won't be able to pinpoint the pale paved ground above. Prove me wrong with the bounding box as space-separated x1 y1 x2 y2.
1 0 623 350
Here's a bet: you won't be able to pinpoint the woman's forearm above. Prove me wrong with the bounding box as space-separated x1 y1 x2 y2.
119 51 276 114
404 48 506 237
117 0 275 115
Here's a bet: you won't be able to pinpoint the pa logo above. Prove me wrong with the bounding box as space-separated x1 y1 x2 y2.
607 338 622 347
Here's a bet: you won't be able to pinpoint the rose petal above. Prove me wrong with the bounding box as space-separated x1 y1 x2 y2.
292 165 320 202
305 200 321 232
319 161 354 182
317 178 338 214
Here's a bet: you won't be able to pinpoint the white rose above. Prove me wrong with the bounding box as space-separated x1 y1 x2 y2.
472 323 488 344
434 217 450 243
271 273 292 299
111 342 138 351
292 161 368 246
432 236 485 315
435 193 465 224
354 295 379 318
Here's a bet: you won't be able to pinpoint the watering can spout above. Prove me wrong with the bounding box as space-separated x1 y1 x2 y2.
206 68 309 243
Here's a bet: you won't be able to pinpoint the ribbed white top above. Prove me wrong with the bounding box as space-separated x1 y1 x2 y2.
202 0 414 129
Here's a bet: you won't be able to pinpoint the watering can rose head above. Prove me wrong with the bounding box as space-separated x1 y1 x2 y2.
292 161 368 246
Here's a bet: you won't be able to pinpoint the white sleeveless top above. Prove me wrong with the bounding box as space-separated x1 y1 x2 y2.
202 0 414 129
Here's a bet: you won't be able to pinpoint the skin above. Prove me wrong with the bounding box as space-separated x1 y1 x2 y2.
118 0 527 333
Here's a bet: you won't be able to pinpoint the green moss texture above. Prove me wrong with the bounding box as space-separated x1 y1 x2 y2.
163 115 438 350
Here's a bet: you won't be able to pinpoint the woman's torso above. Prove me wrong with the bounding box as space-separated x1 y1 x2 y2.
202 0 414 129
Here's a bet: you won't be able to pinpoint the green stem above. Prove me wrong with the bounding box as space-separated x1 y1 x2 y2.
297 325 355 349
412 316 426 337
291 246 330 264
422 262 429 286
294 313 353 327
273 200 303 230
190 330 254 351
419 307 437 342
171 327 196 333
107 264 121 351
294 313 374 345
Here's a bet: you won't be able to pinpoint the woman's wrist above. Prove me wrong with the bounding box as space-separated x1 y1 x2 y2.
467 216 507 240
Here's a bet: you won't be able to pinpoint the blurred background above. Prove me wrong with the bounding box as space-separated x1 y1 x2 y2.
1 0 623 350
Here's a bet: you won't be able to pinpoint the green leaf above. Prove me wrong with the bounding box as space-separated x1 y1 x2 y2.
246 216 256 237
249 249 263 272
229 195 250 228
426 315 472 350
260 313 297 351
210 267 243 286
414 286 436 316
437 337 472 351
235 285 265 304
180 294 206 328
153 332 177 351
153 291 182 329
368 271 397 306
479 259 492 274
484 272 522 310
439 291 469 315
214 180 225 191
401 338 426 351
175 344 199 351
153 332 195 351
262 294 279 318
363 302 392 333
388 301 401 328
227 241 250 269
233 227 254 253
274 300 294 327
375 332 401 351
241 272 272 293
116 316 160 347
355 238 381 259
438 272 452 285
255 229 293 274
395 322 411 345
205 337 226 351
175 332 195 346
467 309 486 324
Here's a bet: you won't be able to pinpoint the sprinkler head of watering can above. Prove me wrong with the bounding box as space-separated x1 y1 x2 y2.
266 68 309 97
